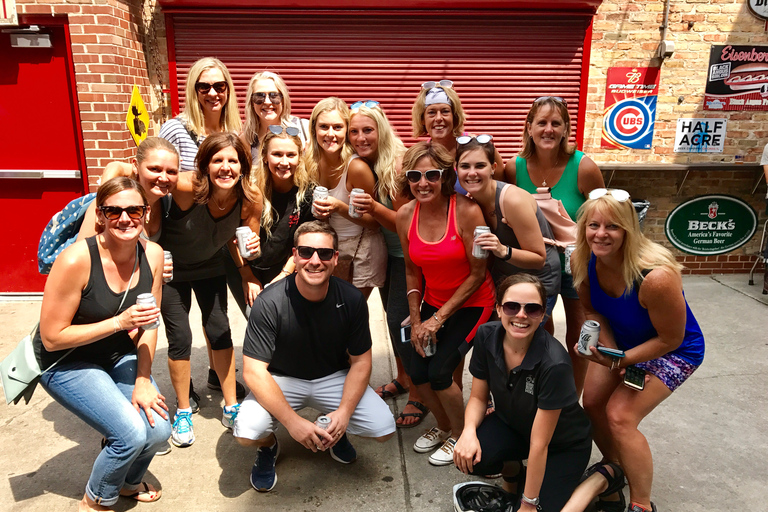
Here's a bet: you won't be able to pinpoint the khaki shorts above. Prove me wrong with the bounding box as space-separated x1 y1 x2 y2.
338 229 387 289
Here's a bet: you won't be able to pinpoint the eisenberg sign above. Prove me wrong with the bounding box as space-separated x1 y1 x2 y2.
665 195 757 255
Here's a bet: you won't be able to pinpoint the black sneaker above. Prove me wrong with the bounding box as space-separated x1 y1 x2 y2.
207 368 247 399
250 439 280 492
329 434 357 464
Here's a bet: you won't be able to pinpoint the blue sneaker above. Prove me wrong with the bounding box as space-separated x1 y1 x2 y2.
171 411 195 447
250 439 280 492
222 403 240 429
329 434 357 464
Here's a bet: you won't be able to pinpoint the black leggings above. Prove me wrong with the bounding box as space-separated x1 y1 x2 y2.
162 275 233 360
378 256 414 371
470 413 592 512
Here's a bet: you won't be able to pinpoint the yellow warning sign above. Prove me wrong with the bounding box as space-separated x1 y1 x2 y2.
126 85 150 147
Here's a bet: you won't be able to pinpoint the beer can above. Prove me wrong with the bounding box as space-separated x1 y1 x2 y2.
472 226 491 259
424 335 437 357
315 415 332 430
136 293 160 330
235 226 254 259
312 186 328 218
564 244 576 275
349 188 364 219
163 251 173 283
577 320 600 355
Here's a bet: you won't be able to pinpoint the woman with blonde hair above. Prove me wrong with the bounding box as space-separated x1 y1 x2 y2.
159 57 241 171
309 97 386 297
569 188 705 512
240 70 310 161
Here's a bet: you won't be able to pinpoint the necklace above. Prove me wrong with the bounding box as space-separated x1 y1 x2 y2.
211 195 228 211
539 157 559 188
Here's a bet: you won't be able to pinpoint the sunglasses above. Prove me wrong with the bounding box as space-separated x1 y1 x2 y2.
99 205 147 220
457 134 493 145
588 188 630 202
534 96 567 105
405 169 443 183
251 91 283 105
268 125 301 137
501 301 545 319
350 100 380 110
195 81 228 94
422 80 454 90
296 246 336 261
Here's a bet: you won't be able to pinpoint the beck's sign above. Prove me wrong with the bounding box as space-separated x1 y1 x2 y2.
665 195 758 255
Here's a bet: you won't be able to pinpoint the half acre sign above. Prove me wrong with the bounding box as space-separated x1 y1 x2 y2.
665 195 758 255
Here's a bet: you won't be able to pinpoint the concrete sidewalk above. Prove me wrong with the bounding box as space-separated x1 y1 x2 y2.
1 274 766 511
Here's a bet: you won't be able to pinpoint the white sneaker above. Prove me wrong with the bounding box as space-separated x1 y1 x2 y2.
428 437 457 466
171 411 195 447
413 427 451 453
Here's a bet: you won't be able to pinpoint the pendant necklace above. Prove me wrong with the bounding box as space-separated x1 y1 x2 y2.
211 195 228 211
540 157 559 188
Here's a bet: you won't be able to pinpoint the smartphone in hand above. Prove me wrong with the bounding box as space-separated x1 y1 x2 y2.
623 365 646 391
597 346 626 358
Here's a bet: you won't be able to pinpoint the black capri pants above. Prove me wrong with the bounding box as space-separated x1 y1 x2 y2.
162 275 233 360
470 413 592 512
407 302 492 391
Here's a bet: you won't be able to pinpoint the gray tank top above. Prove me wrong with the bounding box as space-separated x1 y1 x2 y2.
492 182 561 296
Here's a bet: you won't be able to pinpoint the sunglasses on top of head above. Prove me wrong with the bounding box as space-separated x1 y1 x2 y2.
251 92 283 105
195 81 228 94
588 188 630 202
422 80 453 90
268 125 301 137
501 301 545 319
405 169 443 184
534 96 567 105
350 100 380 110
296 246 336 261
99 205 147 220
457 134 493 145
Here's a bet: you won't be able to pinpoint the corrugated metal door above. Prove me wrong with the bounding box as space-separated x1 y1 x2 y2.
168 14 590 160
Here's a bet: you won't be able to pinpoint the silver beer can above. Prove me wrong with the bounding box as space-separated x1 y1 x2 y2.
235 226 254 259
472 226 491 259
349 188 364 218
424 334 437 357
315 415 332 430
577 320 601 355
163 251 173 283
136 293 160 330
312 186 328 218
564 244 576 275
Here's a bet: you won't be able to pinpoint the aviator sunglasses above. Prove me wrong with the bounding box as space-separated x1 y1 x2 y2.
457 134 493 145
405 169 443 184
501 301 545 319
252 91 283 105
588 188 630 202
195 81 228 94
99 205 147 220
350 100 380 110
296 246 336 261
268 125 301 137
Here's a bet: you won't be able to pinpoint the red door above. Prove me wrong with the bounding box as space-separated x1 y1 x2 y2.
0 19 87 294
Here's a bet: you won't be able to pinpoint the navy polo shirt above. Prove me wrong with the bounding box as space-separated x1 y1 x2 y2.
469 322 591 452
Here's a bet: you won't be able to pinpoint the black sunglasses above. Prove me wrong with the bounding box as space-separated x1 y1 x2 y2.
99 205 147 220
501 301 545 319
534 96 567 105
296 246 335 261
195 81 228 94
252 92 283 105
405 169 443 184
268 125 300 137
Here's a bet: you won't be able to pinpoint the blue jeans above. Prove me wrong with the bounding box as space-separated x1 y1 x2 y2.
40 351 171 506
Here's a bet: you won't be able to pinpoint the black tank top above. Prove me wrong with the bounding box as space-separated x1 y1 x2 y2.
35 237 153 369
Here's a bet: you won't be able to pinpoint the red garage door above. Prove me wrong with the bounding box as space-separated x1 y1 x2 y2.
167 13 591 160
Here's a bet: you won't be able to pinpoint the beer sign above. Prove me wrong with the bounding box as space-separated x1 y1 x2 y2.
665 195 758 255
674 118 726 153
748 0 768 20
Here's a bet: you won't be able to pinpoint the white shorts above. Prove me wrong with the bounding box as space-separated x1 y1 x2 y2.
233 369 396 440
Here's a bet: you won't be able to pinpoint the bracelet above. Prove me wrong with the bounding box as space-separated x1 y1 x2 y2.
521 493 540 507
407 288 421 297
432 312 443 326
280 269 291 275
113 316 122 333
610 357 619 371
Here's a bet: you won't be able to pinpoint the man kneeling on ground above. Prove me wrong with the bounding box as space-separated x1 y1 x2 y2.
234 221 396 492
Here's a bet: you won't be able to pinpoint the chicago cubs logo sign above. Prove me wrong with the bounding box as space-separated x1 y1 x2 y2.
601 67 660 150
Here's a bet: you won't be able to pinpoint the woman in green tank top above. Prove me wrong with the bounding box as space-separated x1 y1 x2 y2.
502 97 604 395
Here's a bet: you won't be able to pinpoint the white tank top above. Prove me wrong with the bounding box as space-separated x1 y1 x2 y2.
328 155 364 238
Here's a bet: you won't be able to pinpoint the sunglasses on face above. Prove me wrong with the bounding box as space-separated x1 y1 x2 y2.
195 81 228 94
405 169 443 184
268 125 301 137
251 92 283 105
422 80 454 90
501 301 545 319
588 188 630 202
99 205 147 220
534 96 567 105
457 134 493 145
350 100 380 110
296 246 336 261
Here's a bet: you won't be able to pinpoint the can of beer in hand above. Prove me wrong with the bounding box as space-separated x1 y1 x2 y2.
315 415 332 430
424 335 437 357
235 226 254 259
577 320 600 355
163 251 173 283
312 186 328 218
472 226 491 259
564 244 576 275
136 293 160 330
349 188 364 219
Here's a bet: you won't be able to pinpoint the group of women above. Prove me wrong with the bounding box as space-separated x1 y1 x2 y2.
33 55 704 512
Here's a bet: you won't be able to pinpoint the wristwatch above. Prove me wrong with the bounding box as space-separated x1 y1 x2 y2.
503 245 513 261
521 493 540 507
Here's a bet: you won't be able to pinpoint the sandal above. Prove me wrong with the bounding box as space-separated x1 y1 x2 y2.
396 400 429 428
121 482 162 503
375 379 408 400
583 461 626 512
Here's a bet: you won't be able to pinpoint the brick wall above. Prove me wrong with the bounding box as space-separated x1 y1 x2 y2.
587 0 768 273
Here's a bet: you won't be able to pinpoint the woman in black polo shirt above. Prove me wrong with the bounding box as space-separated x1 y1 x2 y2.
454 273 592 512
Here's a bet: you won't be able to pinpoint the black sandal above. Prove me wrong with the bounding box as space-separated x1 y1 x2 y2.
396 400 429 428
375 379 408 400
583 461 626 512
